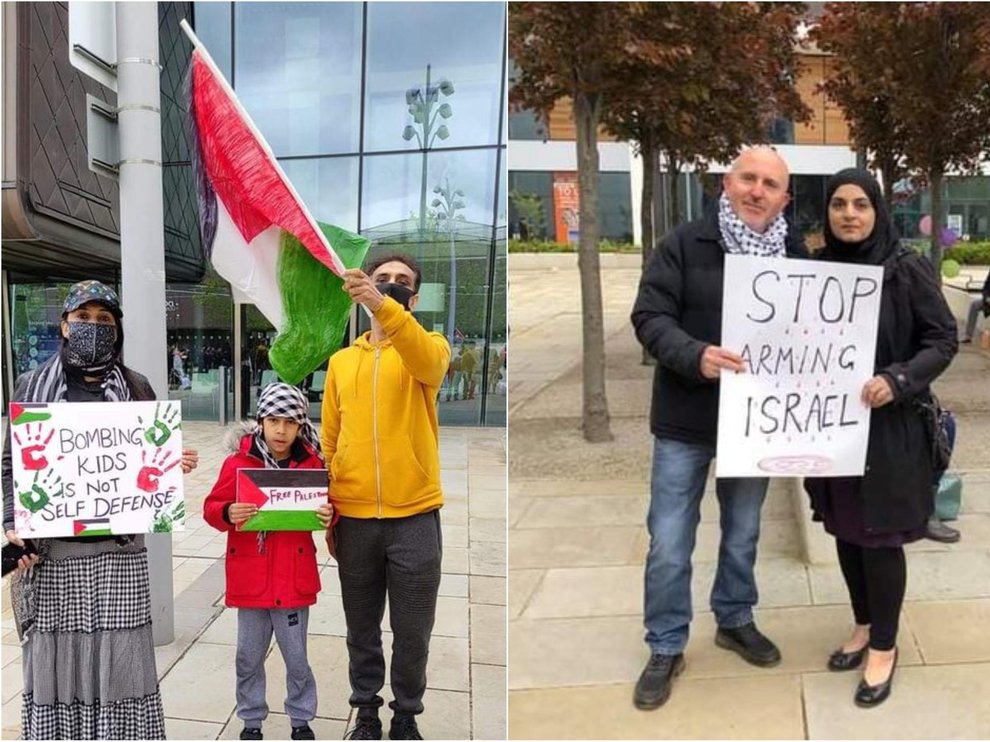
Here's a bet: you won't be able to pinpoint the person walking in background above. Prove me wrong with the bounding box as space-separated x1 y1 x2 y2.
630 146 805 710
805 169 957 707
204 382 333 741
322 253 451 740
961 269 989 343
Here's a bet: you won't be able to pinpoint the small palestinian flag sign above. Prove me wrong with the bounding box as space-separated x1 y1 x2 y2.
9 403 51 426
74 518 112 537
236 469 328 532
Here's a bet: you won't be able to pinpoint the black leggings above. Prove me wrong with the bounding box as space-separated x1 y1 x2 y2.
835 539 906 651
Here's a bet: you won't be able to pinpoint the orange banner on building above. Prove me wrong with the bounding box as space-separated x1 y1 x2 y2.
553 172 580 245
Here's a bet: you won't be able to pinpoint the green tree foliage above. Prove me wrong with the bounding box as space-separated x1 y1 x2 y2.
510 2 690 443
815 2 990 274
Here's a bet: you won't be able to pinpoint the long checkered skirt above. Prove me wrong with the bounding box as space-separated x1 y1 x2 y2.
19 537 166 740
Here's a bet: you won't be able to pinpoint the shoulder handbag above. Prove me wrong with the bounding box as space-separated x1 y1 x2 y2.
912 392 952 472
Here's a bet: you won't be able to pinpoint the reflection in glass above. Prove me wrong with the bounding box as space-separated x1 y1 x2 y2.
193 2 232 81
365 2 504 152
279 157 361 233
363 149 497 230
234 2 363 156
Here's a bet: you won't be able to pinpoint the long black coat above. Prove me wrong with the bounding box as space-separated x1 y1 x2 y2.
631 205 805 447
804 247 958 534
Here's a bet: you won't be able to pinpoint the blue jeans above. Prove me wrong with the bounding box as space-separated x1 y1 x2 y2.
644 437 769 655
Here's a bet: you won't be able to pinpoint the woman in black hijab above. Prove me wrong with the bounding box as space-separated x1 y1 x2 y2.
805 169 957 707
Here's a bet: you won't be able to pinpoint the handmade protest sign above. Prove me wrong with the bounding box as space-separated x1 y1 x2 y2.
236 469 328 531
10 401 185 537
716 254 883 478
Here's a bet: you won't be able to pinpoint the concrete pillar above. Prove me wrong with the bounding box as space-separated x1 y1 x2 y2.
115 1 174 645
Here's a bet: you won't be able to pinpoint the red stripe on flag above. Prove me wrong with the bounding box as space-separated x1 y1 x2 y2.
191 51 342 275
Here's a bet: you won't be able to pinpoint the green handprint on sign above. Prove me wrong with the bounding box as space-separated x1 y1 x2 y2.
18 471 62 514
152 499 185 533
138 402 181 447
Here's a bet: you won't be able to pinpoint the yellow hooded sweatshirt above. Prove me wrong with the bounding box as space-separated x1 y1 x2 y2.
320 296 451 518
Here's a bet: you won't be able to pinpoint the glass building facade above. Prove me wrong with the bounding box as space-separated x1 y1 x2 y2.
3 2 508 428
195 1 508 427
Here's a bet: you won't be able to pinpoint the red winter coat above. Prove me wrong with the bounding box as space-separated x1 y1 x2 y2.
203 433 327 609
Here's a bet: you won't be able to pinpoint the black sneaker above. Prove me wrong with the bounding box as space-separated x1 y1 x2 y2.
240 728 263 741
388 714 423 740
345 716 383 741
291 724 316 740
715 622 782 667
633 653 685 710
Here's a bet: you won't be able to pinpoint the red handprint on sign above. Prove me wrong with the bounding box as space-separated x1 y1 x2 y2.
13 424 55 471
136 448 179 493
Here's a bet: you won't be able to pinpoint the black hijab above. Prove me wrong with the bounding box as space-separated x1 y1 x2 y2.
820 168 900 267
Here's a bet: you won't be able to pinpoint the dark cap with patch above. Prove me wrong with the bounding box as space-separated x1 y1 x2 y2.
62 280 122 317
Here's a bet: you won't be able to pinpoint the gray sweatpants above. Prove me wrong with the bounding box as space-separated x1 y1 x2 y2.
236 607 317 728
335 510 442 717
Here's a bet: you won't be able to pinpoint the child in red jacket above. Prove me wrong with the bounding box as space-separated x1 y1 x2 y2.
204 383 332 742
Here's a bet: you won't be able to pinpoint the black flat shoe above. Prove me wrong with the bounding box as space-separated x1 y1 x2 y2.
854 649 898 708
828 645 867 671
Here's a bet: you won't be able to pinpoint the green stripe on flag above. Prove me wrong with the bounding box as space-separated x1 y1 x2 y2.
269 222 371 385
241 510 324 532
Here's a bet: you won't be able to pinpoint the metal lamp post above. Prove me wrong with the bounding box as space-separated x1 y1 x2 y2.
401 64 454 237
431 176 465 344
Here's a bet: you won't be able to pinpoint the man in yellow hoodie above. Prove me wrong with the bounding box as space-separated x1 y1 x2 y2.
321 253 451 741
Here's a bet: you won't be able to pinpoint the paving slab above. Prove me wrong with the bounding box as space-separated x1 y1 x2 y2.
510 525 642 569
509 674 804 740
158 642 238 722
509 605 924 691
508 569 543 620
472 664 507 740
218 712 347 739
470 575 506 606
164 717 224 740
522 558 813 620
803 662 990 739
904 598 990 665
470 603 507 666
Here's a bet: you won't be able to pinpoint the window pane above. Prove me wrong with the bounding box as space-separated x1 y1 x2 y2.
193 2 232 82
364 2 504 152
234 2 363 156
507 171 552 240
362 149 497 230
279 157 360 233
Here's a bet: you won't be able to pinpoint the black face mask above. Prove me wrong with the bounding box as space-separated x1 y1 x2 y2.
376 282 415 311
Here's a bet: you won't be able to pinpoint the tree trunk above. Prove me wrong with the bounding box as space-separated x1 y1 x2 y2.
929 169 944 277
878 152 898 204
668 151 682 228
574 89 613 443
640 135 657 366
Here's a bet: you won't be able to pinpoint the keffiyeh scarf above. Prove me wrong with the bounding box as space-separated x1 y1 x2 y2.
717 192 788 258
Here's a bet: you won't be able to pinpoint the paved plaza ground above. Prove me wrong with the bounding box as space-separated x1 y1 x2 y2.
1 423 506 740
508 253 990 740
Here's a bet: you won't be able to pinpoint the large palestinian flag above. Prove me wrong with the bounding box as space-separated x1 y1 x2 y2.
181 20 370 384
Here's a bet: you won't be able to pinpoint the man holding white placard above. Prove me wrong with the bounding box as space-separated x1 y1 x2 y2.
631 147 803 710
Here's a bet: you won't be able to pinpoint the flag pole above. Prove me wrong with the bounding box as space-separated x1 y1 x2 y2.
179 19 346 277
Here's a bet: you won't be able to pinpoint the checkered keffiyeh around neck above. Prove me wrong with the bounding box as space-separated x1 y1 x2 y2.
717 192 788 258
254 382 324 467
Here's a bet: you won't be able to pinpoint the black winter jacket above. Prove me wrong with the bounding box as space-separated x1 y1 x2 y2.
804 247 958 534
631 205 806 447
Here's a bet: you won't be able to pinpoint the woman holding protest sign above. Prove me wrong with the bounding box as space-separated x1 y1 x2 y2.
804 170 957 708
2 280 199 739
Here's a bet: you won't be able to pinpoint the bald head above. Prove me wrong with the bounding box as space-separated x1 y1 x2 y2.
723 146 791 232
